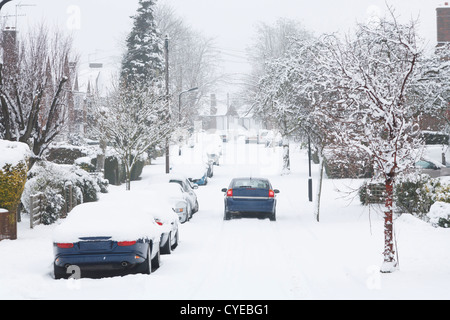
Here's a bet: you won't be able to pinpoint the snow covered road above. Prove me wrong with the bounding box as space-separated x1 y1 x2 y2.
1 139 450 300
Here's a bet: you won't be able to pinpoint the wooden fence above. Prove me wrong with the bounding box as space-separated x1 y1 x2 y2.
361 183 386 205
30 193 45 229
29 184 78 229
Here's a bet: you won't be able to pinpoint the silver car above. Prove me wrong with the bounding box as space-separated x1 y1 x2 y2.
169 175 199 215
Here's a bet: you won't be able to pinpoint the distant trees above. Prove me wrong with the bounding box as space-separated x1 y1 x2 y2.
249 18 313 174
0 24 77 167
155 3 220 126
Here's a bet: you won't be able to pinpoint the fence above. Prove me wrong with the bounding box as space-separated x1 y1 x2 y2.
63 183 78 218
29 184 78 229
0 209 16 240
30 193 45 229
361 183 386 205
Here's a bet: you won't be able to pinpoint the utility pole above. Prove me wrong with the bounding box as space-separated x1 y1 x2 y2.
165 35 170 174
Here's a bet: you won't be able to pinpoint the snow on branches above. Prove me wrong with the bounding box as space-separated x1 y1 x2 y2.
92 83 170 190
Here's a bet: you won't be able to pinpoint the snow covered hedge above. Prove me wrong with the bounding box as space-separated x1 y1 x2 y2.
0 141 30 213
428 202 450 228
394 174 440 217
360 175 450 227
21 161 109 225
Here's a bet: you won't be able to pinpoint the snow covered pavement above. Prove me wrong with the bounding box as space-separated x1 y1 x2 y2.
1 140 450 300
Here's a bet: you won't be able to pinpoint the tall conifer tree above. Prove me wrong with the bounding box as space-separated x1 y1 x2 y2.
121 0 164 88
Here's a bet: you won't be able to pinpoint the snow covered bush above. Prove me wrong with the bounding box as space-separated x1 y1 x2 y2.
394 174 444 218
22 161 108 225
428 202 450 228
0 141 30 214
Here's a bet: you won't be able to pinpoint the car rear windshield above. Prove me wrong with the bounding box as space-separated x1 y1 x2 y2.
231 179 269 189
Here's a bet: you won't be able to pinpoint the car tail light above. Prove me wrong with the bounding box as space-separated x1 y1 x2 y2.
269 190 275 198
227 189 233 197
117 241 137 247
56 243 74 249
155 219 163 226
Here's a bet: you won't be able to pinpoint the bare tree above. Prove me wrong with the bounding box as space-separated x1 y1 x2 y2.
93 82 171 190
314 10 423 272
0 23 78 167
155 3 220 126
250 19 313 174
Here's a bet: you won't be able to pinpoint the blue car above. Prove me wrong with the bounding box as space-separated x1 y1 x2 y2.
53 202 162 279
221 177 279 221
53 237 160 279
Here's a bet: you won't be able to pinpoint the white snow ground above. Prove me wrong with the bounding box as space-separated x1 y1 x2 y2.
1 137 450 300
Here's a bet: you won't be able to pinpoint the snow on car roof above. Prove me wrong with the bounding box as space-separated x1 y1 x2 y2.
170 163 207 177
53 200 162 243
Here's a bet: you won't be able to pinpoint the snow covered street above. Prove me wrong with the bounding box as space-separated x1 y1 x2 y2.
1 139 450 300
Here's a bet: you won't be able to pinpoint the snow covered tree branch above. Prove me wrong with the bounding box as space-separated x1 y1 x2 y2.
314 12 425 273
0 23 77 168
93 82 171 190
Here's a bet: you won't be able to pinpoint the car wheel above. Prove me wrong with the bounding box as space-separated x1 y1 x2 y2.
224 209 231 220
188 203 193 219
151 246 161 271
54 263 67 279
138 246 152 275
161 232 172 255
269 211 276 221
171 230 179 250
193 200 199 213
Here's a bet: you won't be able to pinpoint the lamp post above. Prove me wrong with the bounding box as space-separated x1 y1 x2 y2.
165 35 170 174
308 135 313 202
178 87 198 122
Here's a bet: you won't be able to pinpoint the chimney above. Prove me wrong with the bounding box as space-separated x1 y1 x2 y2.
2 27 17 67
437 3 450 44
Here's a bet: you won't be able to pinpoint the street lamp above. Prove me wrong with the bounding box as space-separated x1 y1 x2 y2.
178 87 198 122
308 135 313 202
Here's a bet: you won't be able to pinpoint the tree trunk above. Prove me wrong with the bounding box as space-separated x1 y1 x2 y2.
281 136 290 175
314 155 325 222
380 177 398 273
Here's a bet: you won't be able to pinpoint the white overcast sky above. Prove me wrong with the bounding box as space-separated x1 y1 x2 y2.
2 0 446 84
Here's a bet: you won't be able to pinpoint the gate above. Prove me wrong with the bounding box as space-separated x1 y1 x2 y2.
30 193 45 229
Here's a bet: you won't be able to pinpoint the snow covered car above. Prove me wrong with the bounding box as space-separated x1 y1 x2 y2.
153 182 192 223
204 134 223 165
222 177 279 221
52 201 161 279
121 189 180 254
169 174 199 214
172 163 210 186
414 159 450 178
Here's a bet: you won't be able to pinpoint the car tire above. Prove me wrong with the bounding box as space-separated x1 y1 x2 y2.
224 210 231 220
151 246 161 271
138 246 152 275
161 232 172 255
269 211 276 221
54 264 67 280
193 200 199 214
171 230 179 250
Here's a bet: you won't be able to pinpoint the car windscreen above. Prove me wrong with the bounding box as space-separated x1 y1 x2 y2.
231 179 269 189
